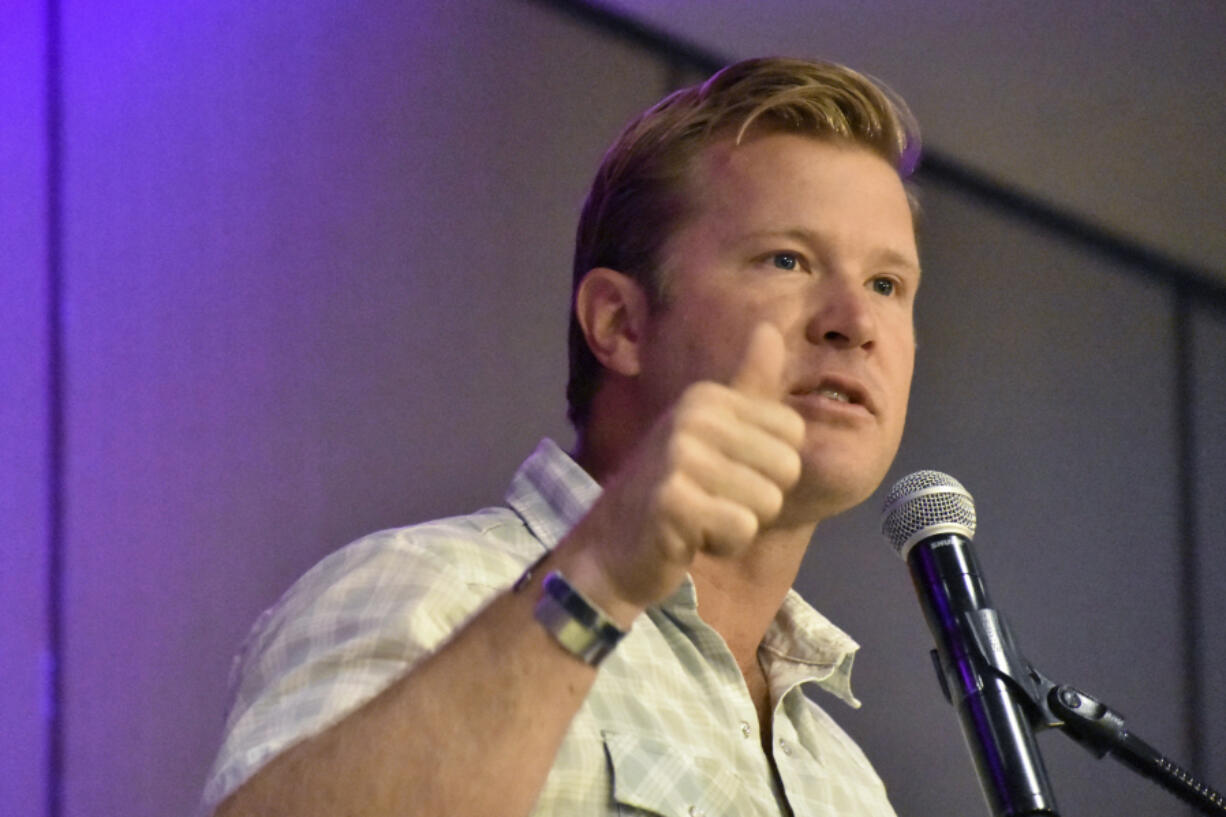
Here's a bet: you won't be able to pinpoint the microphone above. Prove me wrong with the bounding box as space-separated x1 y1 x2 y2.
881 470 1058 817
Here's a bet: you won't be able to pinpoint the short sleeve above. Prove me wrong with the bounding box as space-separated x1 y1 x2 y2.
200 512 535 813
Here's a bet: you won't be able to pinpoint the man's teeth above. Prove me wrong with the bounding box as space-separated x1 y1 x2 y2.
816 388 850 403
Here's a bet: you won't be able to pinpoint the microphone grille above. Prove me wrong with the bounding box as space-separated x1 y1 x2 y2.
881 470 977 559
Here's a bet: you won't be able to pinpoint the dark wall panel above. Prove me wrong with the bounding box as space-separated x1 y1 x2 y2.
1193 309 1226 787
801 177 1188 817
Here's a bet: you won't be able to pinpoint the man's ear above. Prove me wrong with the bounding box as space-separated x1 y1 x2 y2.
574 267 650 377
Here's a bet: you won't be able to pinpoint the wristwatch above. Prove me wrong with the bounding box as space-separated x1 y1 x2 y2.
533 570 627 666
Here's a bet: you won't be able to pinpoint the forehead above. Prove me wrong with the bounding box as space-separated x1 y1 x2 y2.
674 133 918 256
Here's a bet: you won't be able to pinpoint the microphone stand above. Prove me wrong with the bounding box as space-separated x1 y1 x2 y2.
936 607 1226 815
1035 673 1226 815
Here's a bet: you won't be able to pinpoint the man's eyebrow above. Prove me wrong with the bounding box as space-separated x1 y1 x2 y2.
872 248 923 279
738 228 922 277
738 227 818 246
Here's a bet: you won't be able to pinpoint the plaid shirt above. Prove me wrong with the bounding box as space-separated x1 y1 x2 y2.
202 439 897 816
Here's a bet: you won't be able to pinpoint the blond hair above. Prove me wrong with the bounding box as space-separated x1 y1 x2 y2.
566 57 920 428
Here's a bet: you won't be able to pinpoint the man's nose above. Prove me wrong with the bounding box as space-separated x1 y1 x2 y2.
805 278 876 350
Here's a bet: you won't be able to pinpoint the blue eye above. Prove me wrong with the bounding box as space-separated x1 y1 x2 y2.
772 253 799 271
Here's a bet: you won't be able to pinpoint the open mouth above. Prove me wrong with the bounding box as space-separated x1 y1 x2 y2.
790 376 873 415
814 386 853 404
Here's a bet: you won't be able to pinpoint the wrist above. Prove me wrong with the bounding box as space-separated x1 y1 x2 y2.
550 549 645 632
532 571 626 666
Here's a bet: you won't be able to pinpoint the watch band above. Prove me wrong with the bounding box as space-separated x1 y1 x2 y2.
533 570 626 666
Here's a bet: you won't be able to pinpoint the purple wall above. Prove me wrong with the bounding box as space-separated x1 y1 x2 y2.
5 2 1224 817
1 2 51 814
47 2 664 815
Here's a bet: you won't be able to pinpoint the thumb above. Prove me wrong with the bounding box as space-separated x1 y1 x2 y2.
729 323 787 399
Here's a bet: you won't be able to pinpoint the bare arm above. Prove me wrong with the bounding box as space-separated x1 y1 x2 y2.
214 324 803 817
214 543 610 817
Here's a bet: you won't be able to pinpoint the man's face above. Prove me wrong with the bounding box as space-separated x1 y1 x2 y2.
636 132 920 520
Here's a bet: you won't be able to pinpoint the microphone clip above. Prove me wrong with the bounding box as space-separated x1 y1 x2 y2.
944 617 1226 816
927 603 1063 731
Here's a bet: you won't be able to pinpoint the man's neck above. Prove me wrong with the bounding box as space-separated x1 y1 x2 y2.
688 520 815 665
689 520 815 743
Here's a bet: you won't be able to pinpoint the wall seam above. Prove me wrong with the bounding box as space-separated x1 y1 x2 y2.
535 0 1218 802
1175 290 1204 792
43 0 65 815
527 0 1226 310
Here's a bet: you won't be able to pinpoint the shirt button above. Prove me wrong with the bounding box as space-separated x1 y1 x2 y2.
689 807 706 817
779 738 793 756
740 721 752 739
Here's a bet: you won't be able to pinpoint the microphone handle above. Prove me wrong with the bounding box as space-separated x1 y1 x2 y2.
909 535 1059 817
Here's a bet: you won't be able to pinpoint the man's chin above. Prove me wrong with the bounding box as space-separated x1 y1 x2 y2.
790 455 892 523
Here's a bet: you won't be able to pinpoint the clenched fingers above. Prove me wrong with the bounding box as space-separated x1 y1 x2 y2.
672 384 803 492
650 469 761 558
664 429 788 525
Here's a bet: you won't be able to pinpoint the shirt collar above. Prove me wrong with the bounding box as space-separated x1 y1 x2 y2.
760 589 861 708
505 438 601 551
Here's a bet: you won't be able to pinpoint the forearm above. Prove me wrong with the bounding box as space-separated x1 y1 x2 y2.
215 331 806 817
215 549 610 817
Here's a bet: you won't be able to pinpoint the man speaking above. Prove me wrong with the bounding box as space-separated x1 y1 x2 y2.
203 56 922 817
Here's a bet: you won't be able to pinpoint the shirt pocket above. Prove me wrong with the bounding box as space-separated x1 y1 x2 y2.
601 729 743 817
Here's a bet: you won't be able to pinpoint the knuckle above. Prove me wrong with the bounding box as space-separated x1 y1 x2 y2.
655 473 698 532
778 448 803 487
664 430 698 471
679 381 727 415
769 404 805 443
759 482 785 520
787 413 806 444
676 384 704 413
649 480 700 558
655 526 691 566
729 507 760 546
707 505 758 554
653 471 685 513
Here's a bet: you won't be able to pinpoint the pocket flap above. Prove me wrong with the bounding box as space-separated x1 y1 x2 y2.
602 730 742 817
